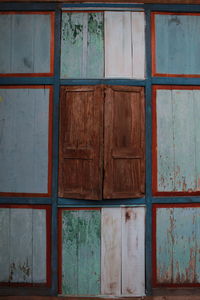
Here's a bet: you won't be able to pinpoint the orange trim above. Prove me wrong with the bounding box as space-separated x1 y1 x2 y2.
151 12 156 77
50 12 55 75
0 85 53 198
46 205 52 288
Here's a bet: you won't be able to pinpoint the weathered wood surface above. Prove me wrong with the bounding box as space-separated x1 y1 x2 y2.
0 13 52 74
154 13 200 76
0 88 50 194
104 86 145 198
61 12 104 78
156 207 200 285
0 208 47 284
58 86 103 200
156 88 200 193
105 12 145 79
61 210 101 295
0 0 198 2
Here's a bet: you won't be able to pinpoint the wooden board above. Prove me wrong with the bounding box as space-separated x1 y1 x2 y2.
153 13 200 77
0 207 47 285
0 87 51 196
154 205 200 286
105 12 145 79
61 209 101 295
154 86 200 195
0 12 53 76
61 12 104 78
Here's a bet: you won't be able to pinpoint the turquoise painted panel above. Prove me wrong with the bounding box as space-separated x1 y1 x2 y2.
0 13 52 74
61 12 104 78
156 207 200 284
0 88 49 194
62 210 101 295
155 14 200 75
156 88 200 193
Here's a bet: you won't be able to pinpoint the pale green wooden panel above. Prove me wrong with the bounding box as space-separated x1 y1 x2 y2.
0 15 11 73
155 14 200 75
61 12 103 78
0 208 10 282
193 90 200 190
62 210 101 295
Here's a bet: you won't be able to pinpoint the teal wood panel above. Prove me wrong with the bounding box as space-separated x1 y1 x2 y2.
156 88 200 193
0 13 52 74
62 210 101 295
156 207 200 284
0 88 49 194
61 12 103 78
155 14 200 75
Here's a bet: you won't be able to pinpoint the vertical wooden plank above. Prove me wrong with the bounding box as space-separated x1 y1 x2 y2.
157 89 174 191
10 208 33 283
0 208 10 282
172 208 196 284
62 210 78 294
121 207 145 296
132 12 145 79
77 210 101 295
32 209 46 283
87 12 104 78
156 208 173 284
173 89 196 191
0 14 11 73
101 208 121 295
105 12 132 78
194 208 200 283
193 90 200 191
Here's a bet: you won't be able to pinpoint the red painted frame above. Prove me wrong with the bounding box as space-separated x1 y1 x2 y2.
0 85 53 198
58 207 101 295
0 11 55 77
152 203 200 287
0 204 51 288
152 85 200 196
151 12 200 78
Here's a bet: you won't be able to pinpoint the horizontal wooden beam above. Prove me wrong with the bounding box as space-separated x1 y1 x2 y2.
0 0 200 3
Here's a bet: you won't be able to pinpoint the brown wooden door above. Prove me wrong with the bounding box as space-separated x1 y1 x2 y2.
103 86 145 199
58 85 103 200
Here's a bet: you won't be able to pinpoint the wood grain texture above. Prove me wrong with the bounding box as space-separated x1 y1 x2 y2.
104 86 145 199
61 210 101 295
156 206 200 285
0 208 10 282
59 86 103 200
121 207 145 296
0 13 52 75
0 88 50 195
61 12 103 78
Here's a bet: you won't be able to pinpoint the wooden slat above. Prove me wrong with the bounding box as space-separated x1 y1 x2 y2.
0 208 10 282
58 86 103 200
121 207 145 296
0 15 11 73
101 208 121 295
192 90 200 191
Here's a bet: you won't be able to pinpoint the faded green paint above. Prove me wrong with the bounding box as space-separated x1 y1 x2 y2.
156 207 200 284
61 12 104 78
62 210 101 295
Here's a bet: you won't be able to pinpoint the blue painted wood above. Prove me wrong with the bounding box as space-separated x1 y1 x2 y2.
0 88 49 194
155 14 200 75
0 13 52 74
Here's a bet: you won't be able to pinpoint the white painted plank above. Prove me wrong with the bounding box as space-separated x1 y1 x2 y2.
121 207 145 296
10 209 33 283
0 208 10 282
105 12 132 78
101 208 121 295
32 209 46 283
132 12 145 79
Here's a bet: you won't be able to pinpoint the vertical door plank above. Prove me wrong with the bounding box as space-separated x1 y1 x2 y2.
157 89 174 191
121 207 145 296
0 208 10 282
101 208 121 295
10 208 33 283
104 86 145 198
62 210 79 295
132 12 145 79
156 208 173 284
193 90 200 191
195 208 200 283
0 14 11 73
32 209 46 283
77 210 101 295
173 90 196 191
105 12 132 78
